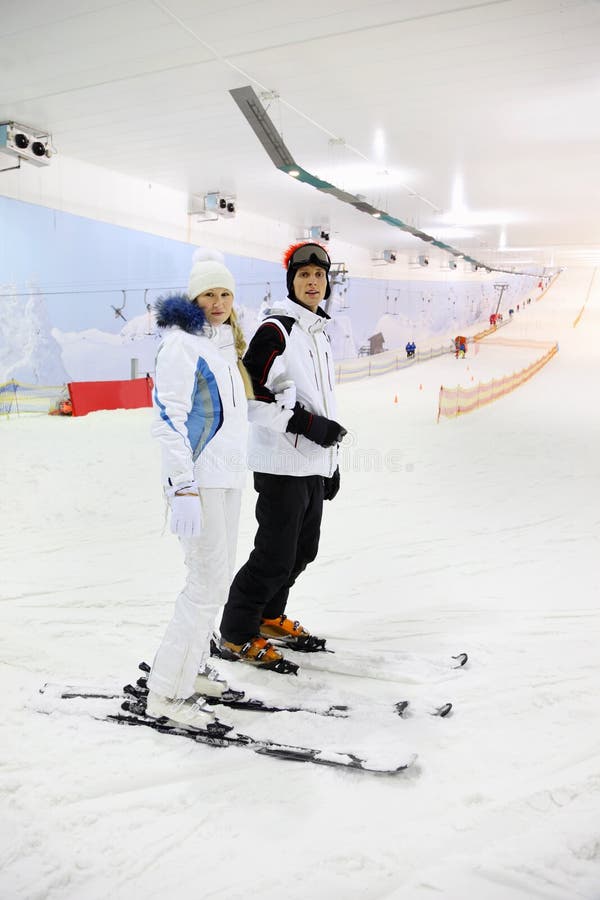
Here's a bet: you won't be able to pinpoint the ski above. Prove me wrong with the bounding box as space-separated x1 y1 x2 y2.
243 630 467 672
40 678 451 719
211 635 467 685
281 645 468 684
105 709 416 774
133 671 452 719
39 681 349 719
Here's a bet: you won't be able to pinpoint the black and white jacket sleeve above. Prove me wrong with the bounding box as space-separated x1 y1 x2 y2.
243 320 295 432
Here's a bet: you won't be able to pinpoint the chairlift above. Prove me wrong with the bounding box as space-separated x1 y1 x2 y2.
324 262 349 315
336 286 350 310
111 289 127 322
330 262 348 286
385 290 400 316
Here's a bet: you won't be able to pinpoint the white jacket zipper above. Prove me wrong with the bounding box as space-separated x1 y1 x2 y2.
311 333 329 417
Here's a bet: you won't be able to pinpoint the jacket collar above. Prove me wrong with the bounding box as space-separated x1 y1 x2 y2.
267 296 330 333
155 294 210 335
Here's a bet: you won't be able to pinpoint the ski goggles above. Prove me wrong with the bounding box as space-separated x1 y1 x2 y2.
289 243 331 270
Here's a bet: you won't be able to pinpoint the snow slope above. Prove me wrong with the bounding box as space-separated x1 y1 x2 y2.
1 268 599 900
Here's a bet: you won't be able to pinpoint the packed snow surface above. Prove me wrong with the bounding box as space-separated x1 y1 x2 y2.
1 269 599 899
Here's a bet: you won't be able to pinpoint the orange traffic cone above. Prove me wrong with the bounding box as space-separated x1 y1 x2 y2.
394 394 398 404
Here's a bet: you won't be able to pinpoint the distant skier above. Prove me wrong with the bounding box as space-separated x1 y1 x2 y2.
454 336 467 359
405 340 416 359
49 398 73 416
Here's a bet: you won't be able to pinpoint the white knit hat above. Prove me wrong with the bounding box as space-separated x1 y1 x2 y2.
187 248 235 300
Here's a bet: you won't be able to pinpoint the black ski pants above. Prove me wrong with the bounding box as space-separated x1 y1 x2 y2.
220 472 324 644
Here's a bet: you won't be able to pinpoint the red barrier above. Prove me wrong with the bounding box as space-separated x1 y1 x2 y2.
68 376 153 417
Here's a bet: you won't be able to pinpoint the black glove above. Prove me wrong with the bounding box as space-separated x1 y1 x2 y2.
323 467 340 501
286 403 347 448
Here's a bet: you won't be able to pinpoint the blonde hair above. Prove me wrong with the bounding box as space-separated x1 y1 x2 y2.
229 308 254 400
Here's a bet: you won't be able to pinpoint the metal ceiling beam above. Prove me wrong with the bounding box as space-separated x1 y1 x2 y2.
230 85 544 278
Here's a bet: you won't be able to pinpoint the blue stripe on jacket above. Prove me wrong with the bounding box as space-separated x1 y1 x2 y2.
188 357 224 460
154 387 178 432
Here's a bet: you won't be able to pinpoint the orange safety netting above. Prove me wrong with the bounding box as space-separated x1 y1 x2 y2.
480 337 557 350
437 344 558 421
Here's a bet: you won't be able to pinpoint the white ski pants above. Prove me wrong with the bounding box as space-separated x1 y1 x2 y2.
147 488 242 700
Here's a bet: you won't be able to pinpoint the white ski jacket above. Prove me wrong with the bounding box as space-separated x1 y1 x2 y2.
152 297 248 490
244 296 339 478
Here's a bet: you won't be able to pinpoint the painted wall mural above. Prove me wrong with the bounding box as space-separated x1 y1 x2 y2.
0 195 535 385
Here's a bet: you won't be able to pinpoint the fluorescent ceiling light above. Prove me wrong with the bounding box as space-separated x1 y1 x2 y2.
450 172 467 218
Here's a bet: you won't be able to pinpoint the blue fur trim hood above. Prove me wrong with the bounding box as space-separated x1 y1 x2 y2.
155 294 207 334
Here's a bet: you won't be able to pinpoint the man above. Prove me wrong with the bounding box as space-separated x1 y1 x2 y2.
217 242 347 671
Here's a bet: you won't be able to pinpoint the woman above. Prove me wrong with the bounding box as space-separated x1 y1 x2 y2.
146 249 253 728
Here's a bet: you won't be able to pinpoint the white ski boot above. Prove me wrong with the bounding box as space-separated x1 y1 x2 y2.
146 690 218 730
194 664 229 698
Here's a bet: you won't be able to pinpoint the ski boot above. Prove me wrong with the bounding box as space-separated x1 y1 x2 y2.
194 664 230 698
259 615 327 652
136 660 243 703
145 690 232 733
211 636 298 675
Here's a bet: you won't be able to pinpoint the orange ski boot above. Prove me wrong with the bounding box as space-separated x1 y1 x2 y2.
260 616 327 652
214 636 298 674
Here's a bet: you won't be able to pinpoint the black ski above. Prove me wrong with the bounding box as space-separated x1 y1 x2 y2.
105 709 416 774
40 680 451 719
39 681 349 719
135 670 350 718
133 672 452 719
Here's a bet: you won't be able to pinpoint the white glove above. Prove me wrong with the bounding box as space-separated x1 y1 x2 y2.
167 482 203 538
274 379 296 410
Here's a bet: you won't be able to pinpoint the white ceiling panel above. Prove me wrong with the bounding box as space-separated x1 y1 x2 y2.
1 0 600 265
